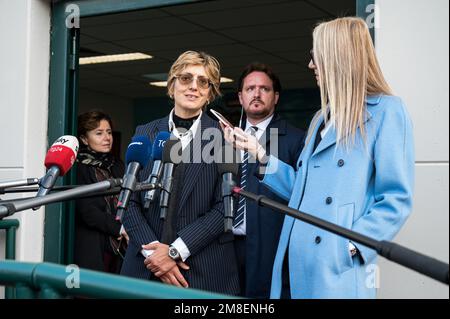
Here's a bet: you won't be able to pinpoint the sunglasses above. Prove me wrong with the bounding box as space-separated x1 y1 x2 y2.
175 73 211 90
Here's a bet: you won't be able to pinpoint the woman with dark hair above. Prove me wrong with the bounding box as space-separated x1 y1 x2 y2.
74 110 127 273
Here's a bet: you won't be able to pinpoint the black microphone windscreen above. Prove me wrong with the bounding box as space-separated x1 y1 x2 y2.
218 162 239 176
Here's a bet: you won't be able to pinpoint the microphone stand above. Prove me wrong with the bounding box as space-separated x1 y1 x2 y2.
0 182 160 194
233 187 449 285
0 178 40 194
0 183 161 207
0 179 124 219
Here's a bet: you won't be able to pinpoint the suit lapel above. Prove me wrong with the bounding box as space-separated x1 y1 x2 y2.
154 116 170 139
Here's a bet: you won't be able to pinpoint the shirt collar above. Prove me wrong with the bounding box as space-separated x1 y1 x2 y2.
168 108 202 139
245 114 274 133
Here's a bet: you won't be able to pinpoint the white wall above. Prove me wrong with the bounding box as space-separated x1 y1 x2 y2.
376 0 449 298
0 0 51 268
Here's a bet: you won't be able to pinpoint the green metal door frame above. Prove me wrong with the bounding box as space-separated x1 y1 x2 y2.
45 0 375 264
45 3 78 264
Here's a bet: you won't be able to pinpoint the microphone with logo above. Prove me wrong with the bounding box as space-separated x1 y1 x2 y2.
33 135 79 210
116 135 151 222
216 145 240 233
143 131 171 209
159 139 182 220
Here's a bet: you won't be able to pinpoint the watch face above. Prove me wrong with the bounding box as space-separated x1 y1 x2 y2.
169 247 179 259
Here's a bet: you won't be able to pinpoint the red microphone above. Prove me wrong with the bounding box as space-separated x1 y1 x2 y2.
33 135 79 209
44 136 79 176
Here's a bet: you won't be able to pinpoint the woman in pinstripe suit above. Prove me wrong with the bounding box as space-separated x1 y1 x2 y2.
120 51 240 295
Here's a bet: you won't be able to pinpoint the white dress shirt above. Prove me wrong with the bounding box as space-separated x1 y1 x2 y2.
168 109 202 150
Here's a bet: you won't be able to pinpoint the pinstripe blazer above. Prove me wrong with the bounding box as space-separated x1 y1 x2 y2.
120 113 240 295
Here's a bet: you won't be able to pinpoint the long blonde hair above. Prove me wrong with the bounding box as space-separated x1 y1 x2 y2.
308 17 392 149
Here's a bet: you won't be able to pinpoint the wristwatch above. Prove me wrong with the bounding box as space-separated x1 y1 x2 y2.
168 245 181 261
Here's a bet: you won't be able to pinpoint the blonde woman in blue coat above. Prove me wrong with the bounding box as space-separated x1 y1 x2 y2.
223 17 415 298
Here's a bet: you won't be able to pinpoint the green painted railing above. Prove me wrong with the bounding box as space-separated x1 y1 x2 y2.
0 260 236 299
0 219 19 299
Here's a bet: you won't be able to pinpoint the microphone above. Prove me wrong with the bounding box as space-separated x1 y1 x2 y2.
115 136 151 222
216 145 240 233
159 139 182 220
143 131 171 209
33 135 79 210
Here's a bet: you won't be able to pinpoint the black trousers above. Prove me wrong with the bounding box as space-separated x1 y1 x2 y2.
235 235 290 298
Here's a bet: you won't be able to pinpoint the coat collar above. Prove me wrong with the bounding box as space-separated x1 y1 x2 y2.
312 95 380 156
155 115 170 134
366 94 382 105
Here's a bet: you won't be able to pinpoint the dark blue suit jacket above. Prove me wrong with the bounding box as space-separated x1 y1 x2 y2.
243 114 305 298
120 113 240 295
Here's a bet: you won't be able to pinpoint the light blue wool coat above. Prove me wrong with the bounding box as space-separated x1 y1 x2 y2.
262 95 415 299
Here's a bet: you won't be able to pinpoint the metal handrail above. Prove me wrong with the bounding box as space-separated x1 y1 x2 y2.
0 219 19 259
0 260 237 299
0 219 19 299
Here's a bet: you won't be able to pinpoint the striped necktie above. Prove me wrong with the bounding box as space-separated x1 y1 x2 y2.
233 126 258 227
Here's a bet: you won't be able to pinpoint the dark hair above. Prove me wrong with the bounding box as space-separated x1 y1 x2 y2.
237 62 282 93
77 110 113 138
